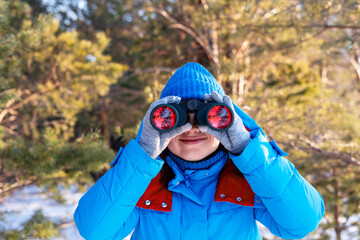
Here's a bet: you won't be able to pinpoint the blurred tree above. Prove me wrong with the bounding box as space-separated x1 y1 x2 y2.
0 0 45 192
43 0 360 141
247 58 360 239
0 210 58 239
62 1 359 238
0 0 42 129
0 0 123 201
1 0 360 238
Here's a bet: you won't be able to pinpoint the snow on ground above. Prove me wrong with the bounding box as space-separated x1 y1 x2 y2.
0 185 84 240
0 185 358 240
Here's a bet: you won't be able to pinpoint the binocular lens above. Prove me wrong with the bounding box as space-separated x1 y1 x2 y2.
208 105 232 129
152 106 176 130
150 101 233 132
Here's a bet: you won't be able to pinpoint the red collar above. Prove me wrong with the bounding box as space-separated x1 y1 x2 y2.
136 158 255 212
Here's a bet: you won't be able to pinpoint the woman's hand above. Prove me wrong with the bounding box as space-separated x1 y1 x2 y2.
199 91 251 155
139 96 192 159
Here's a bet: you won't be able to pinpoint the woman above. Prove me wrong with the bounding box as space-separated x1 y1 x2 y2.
74 62 325 240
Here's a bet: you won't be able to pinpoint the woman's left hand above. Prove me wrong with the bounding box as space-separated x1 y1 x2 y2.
199 91 251 155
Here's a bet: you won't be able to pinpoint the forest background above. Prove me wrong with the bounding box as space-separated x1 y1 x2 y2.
0 0 359 239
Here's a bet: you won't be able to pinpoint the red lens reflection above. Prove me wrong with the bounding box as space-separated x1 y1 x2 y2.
152 106 176 130
208 105 232 129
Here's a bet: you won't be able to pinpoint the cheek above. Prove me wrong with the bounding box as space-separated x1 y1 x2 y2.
167 138 178 152
208 136 220 149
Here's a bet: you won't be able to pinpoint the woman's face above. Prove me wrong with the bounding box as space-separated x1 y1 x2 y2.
167 114 220 161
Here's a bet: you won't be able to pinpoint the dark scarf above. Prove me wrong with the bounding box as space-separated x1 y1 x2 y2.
166 147 226 172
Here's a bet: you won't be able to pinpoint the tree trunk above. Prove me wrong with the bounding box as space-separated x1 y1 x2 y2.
100 104 109 145
333 167 342 240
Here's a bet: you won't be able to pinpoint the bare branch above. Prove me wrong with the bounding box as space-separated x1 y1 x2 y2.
0 81 60 124
120 67 176 83
301 24 360 29
145 0 219 66
244 24 360 30
0 177 37 201
272 28 327 52
199 0 209 11
339 49 360 80
3 125 18 136
0 92 36 123
275 138 360 167
58 220 76 229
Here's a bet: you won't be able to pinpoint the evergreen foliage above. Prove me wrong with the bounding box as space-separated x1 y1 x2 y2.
0 0 359 239
1 210 59 239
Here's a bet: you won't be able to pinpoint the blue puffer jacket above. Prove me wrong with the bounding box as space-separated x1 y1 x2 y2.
74 103 325 240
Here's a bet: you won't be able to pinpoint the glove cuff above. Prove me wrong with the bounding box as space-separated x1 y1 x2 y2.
139 139 159 159
231 128 252 155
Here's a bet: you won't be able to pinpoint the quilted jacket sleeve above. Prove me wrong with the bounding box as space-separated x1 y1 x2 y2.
231 129 325 239
74 139 164 240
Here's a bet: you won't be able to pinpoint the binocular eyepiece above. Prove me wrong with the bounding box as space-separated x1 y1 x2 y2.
150 99 234 132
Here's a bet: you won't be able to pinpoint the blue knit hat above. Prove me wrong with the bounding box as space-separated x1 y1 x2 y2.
160 62 225 100
135 62 264 142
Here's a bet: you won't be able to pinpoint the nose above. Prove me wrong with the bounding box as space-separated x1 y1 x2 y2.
186 113 200 133
188 113 197 125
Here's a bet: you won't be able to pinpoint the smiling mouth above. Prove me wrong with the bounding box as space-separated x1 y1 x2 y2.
179 137 206 145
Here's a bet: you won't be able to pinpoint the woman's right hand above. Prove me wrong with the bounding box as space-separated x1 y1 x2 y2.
139 96 192 159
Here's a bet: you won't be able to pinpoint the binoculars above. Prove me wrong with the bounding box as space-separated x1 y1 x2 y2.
150 99 234 132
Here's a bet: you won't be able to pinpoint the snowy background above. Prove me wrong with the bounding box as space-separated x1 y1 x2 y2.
0 185 83 240
0 185 358 240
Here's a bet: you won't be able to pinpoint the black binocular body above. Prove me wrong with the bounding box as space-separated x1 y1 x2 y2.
150 99 234 132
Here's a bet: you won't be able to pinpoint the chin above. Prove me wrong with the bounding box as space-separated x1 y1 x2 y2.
181 152 207 162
